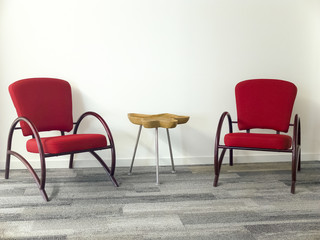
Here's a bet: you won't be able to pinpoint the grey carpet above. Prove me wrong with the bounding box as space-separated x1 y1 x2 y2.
0 161 319 239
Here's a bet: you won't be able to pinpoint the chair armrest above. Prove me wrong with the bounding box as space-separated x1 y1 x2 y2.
8 117 44 153
7 117 46 185
73 111 115 148
215 111 233 148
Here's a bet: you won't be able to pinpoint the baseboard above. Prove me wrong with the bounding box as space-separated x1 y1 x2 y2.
3 153 319 170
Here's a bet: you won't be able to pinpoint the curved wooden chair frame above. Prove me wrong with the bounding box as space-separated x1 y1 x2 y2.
5 111 118 202
214 112 301 194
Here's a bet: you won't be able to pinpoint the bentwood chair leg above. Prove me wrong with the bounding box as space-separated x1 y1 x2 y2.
128 125 142 175
298 148 301 171
291 151 297 194
90 151 119 187
291 181 296 194
229 149 233 166
5 126 14 180
40 189 49 202
155 128 160 185
5 153 11 179
69 153 74 169
166 129 176 173
214 148 227 187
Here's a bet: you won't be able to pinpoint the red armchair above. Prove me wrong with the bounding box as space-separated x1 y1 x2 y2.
5 78 118 201
214 79 301 193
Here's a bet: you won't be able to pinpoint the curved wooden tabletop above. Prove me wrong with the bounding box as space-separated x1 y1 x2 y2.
128 113 189 129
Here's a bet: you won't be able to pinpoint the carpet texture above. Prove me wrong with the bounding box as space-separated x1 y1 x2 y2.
0 161 319 239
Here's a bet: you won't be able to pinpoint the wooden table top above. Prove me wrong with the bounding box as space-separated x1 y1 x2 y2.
128 113 189 128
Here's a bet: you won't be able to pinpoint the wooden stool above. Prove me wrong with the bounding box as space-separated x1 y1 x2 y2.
128 113 189 185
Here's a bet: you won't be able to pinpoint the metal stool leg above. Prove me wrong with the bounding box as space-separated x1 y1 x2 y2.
155 128 160 185
129 126 175 184
166 129 176 173
128 125 142 175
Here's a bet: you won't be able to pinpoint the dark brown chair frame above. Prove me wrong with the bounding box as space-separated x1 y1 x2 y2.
5 111 118 202
214 111 301 194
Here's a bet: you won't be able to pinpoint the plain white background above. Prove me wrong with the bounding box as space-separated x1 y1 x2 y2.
0 0 320 169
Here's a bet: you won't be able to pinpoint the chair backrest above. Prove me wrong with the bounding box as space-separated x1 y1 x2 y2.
235 79 297 133
9 78 74 136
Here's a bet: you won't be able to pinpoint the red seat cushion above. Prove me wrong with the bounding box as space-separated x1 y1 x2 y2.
224 133 292 150
27 134 107 154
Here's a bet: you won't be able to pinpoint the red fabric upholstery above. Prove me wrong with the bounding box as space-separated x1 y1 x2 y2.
235 79 297 132
9 78 73 136
27 134 107 154
224 132 292 150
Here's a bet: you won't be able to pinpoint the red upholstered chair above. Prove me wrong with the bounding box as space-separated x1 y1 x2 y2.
214 79 301 193
5 78 118 201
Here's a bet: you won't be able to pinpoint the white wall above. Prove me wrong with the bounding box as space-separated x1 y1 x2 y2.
0 0 320 169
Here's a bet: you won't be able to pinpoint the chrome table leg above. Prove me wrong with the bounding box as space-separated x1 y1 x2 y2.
155 127 160 185
166 129 176 173
128 125 142 175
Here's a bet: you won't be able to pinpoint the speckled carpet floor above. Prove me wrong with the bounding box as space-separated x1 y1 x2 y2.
0 161 320 240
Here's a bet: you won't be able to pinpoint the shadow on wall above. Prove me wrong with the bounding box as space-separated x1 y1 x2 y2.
294 94 320 155
0 2 8 168
70 83 85 124
69 80 114 138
